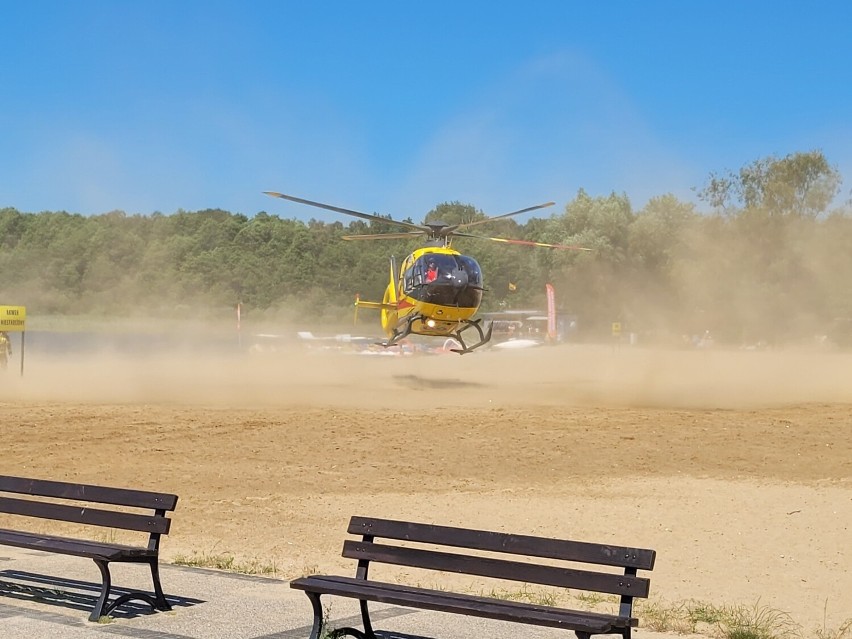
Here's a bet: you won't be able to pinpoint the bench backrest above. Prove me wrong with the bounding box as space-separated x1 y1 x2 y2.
344 516 655 616
0 475 178 541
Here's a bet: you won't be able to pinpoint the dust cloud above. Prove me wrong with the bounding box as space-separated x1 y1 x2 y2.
3 339 851 410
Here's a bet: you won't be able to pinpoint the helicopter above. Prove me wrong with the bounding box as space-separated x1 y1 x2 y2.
264 191 589 354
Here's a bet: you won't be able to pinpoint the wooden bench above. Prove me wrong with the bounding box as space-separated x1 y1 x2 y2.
0 475 178 621
291 516 656 639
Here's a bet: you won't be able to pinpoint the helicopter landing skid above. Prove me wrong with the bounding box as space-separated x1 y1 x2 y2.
380 316 492 354
448 318 493 354
380 315 417 349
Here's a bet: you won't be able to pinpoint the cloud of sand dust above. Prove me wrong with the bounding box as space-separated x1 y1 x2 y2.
3 338 851 410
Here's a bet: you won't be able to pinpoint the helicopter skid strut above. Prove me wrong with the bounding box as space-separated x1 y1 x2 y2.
448 317 493 354
380 316 493 355
382 316 415 349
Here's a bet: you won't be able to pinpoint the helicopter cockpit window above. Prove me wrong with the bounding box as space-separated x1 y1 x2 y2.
456 255 483 287
402 253 485 308
409 254 456 286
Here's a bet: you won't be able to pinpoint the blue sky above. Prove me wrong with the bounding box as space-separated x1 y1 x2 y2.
1 1 850 222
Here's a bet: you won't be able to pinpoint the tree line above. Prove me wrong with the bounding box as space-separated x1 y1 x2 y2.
1 151 850 346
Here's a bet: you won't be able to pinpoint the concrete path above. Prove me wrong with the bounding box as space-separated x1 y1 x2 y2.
0 547 677 639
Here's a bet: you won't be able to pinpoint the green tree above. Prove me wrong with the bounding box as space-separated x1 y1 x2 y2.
697 150 841 217
538 190 635 335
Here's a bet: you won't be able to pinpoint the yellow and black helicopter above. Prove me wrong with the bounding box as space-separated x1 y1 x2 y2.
265 191 588 354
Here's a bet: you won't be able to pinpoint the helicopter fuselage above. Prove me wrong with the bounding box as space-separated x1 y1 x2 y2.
358 246 487 345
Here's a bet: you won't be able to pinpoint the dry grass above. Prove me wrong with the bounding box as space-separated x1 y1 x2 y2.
171 551 278 576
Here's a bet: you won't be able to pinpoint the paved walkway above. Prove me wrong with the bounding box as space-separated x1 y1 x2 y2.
0 547 670 639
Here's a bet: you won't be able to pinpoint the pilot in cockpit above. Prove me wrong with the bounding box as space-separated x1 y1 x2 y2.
425 258 439 283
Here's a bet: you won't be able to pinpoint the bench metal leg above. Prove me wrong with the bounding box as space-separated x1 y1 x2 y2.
91 559 114 622
360 598 376 638
305 592 325 639
148 558 172 611
304 592 377 639
89 559 171 622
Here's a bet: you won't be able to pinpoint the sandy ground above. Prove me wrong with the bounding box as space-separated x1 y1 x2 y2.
1 341 850 632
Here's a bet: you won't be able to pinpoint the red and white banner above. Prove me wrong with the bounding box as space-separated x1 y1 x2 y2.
545 283 556 340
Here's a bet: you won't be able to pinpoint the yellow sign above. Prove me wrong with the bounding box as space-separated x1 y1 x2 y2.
0 306 26 332
611 322 622 337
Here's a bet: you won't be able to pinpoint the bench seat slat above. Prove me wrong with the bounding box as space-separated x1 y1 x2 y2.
0 476 178 511
292 575 634 633
0 496 171 534
348 516 655 570
343 540 650 598
0 528 156 561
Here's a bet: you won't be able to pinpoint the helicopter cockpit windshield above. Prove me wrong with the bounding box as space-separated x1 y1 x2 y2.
404 253 484 308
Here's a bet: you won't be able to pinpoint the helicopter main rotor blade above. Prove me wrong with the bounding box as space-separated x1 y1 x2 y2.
264 191 424 231
488 237 592 250
453 231 592 251
453 201 556 231
341 231 425 241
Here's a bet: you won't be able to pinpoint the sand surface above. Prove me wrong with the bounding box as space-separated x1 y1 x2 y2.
1 342 850 631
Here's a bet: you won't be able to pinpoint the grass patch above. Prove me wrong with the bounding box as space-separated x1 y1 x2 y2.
815 616 852 639
171 551 278 576
640 598 699 634
483 583 562 607
638 598 848 639
714 601 800 639
639 598 800 638
574 590 619 609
